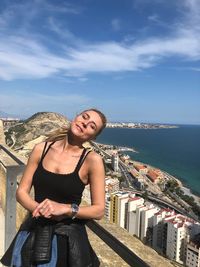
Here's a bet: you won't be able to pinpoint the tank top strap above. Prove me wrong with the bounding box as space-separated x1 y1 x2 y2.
41 141 55 161
74 148 91 173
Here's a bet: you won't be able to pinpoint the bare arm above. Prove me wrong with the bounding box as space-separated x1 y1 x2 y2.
16 143 44 212
75 152 105 220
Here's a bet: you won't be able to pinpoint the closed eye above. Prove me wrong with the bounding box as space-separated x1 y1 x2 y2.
82 113 89 119
90 124 96 130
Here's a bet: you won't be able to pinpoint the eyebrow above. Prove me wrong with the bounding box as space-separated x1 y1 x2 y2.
83 112 97 129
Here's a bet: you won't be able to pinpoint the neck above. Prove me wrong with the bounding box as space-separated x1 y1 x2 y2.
62 133 84 152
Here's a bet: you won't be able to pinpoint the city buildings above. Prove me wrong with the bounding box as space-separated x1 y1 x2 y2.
82 173 200 267
104 190 200 267
166 215 200 264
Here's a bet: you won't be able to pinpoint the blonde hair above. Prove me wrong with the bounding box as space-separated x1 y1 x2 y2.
45 125 70 142
45 108 107 142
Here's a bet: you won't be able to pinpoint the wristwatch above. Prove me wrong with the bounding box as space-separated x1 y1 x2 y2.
71 203 79 219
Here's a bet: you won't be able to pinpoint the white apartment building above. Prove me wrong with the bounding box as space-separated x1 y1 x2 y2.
166 217 188 264
105 177 119 193
186 244 200 267
127 199 158 240
110 191 132 227
127 197 144 235
134 205 147 238
112 152 119 172
186 234 200 267
166 215 200 264
117 193 130 228
105 193 111 220
152 209 176 254
140 205 159 241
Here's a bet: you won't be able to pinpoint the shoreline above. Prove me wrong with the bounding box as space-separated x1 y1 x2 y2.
106 123 179 129
133 159 200 203
95 142 138 153
96 141 200 204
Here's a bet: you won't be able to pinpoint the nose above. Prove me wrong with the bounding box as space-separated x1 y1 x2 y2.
82 121 87 128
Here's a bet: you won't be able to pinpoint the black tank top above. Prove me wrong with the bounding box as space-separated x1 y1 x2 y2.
32 142 90 205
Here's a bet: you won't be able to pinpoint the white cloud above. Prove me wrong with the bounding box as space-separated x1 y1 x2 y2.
0 91 91 116
148 14 159 22
0 0 199 80
111 19 121 31
188 67 200 72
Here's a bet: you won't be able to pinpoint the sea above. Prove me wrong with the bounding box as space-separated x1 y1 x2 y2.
96 125 200 196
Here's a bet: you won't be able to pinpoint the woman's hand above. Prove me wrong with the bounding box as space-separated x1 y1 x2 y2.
32 198 71 219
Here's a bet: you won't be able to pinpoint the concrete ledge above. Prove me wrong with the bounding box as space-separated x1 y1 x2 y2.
87 218 179 267
0 208 5 267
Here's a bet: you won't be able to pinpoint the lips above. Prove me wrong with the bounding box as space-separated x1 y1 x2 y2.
76 124 83 132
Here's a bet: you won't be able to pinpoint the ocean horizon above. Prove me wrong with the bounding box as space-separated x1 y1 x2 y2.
96 125 200 196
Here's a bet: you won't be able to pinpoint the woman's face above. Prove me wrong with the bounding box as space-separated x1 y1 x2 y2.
70 110 104 141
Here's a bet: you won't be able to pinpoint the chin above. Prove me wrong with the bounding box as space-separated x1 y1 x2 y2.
70 126 83 139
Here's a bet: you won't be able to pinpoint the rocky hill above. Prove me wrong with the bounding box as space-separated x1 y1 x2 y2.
5 112 70 157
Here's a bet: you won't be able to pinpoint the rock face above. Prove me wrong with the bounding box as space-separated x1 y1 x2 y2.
5 112 70 156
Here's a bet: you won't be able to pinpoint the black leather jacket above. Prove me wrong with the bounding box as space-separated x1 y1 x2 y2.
1 216 100 267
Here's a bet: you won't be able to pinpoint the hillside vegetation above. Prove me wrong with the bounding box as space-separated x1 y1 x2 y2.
5 112 70 157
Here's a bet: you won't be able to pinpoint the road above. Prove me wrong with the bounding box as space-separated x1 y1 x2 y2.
91 141 200 222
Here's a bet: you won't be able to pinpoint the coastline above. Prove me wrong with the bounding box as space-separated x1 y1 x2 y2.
106 123 179 129
96 125 200 202
96 141 200 205
95 142 138 153
133 159 200 204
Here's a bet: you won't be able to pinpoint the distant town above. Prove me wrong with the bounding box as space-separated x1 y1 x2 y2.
106 122 178 129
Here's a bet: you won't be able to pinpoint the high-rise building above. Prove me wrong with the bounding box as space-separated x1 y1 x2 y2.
140 205 159 242
166 215 200 264
110 191 130 227
111 152 119 172
134 205 147 238
186 233 200 267
127 196 144 234
152 208 176 254
105 193 111 220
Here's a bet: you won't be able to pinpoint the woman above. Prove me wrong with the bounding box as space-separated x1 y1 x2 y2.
1 108 107 267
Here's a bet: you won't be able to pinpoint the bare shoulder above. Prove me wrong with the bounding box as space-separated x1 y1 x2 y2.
86 150 103 165
32 142 46 154
29 141 49 162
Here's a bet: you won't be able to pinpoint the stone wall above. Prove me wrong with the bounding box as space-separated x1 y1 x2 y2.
0 164 28 230
0 144 28 231
0 164 6 210
0 120 5 144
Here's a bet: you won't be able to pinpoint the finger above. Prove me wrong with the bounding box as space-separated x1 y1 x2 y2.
39 204 51 215
44 206 54 217
32 201 46 217
42 208 53 218
32 210 41 218
33 206 42 217
34 203 44 213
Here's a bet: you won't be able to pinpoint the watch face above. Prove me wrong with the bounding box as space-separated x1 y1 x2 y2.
71 203 79 213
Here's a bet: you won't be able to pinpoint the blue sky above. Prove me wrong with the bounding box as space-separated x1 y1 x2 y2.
0 0 199 124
